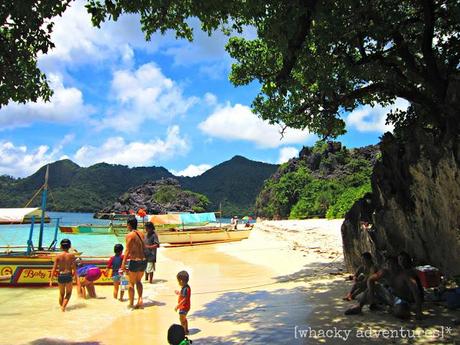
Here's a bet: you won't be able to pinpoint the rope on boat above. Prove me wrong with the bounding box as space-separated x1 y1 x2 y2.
23 185 44 208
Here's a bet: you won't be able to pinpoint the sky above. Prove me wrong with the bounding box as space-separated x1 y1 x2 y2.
0 1 408 178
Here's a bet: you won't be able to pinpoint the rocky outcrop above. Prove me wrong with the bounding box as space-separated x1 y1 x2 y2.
342 128 460 277
98 178 208 215
274 142 380 181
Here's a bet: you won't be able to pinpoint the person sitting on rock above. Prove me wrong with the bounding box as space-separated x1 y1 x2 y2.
343 252 377 301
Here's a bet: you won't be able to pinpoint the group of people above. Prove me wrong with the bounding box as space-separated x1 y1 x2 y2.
50 216 192 344
343 251 424 320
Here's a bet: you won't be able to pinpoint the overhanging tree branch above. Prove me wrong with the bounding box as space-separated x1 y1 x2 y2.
275 0 317 86
421 0 446 96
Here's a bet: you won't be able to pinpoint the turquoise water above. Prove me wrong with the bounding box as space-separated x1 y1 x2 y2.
0 212 235 256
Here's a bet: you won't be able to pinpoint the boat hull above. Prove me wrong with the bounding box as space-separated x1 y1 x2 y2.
159 228 251 244
114 226 251 244
59 224 124 235
0 254 111 286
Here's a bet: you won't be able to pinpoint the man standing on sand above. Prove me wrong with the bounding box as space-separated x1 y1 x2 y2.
120 216 146 309
144 221 160 284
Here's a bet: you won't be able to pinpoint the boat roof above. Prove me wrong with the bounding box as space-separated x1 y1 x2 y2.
0 208 44 223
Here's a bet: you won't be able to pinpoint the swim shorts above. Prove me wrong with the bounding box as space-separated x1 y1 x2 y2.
128 259 147 272
145 261 156 274
58 272 73 284
112 274 121 282
179 309 189 315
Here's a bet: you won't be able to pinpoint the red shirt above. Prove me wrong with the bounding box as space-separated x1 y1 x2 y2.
178 285 191 311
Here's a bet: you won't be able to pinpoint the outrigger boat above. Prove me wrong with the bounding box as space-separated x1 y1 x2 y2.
59 212 217 235
113 222 252 245
0 166 111 286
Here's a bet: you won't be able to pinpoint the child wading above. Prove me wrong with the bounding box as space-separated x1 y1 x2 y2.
49 238 77 312
175 270 191 335
76 264 101 299
108 243 125 300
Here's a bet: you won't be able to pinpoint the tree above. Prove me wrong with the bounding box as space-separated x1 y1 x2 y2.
0 1 72 107
86 0 460 138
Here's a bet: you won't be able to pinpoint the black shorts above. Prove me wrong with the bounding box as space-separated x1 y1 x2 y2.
58 272 73 284
128 260 147 272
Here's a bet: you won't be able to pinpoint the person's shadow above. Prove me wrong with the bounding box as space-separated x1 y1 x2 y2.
188 328 201 335
142 300 166 308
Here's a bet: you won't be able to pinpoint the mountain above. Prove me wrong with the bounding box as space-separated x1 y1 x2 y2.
180 156 279 216
0 156 278 216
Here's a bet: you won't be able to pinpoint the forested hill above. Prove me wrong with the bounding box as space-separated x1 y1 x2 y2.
180 155 279 216
0 156 278 216
255 142 380 219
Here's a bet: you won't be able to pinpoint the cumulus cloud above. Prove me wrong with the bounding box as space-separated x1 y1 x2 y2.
278 147 299 164
38 0 160 72
346 98 410 133
0 141 67 178
171 164 212 177
198 103 312 148
0 74 92 130
73 126 189 167
95 63 198 133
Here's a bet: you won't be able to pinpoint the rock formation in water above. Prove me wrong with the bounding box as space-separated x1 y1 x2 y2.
341 128 460 276
98 178 209 216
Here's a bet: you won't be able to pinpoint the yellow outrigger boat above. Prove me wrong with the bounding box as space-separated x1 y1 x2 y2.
0 166 110 286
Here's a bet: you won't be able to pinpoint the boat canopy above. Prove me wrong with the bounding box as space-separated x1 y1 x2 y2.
180 212 216 224
0 208 48 224
147 212 216 225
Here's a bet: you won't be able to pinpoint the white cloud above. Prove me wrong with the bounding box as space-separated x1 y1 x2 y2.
198 103 312 148
278 147 299 163
0 74 92 130
38 0 159 72
0 141 66 178
204 93 218 106
171 164 212 177
164 18 231 67
95 63 198 133
346 98 409 133
73 126 189 167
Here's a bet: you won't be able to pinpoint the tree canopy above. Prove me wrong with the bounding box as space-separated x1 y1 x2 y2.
0 1 72 107
2 1 459 137
86 0 460 137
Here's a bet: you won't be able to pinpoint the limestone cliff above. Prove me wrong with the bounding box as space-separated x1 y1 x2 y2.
341 128 460 276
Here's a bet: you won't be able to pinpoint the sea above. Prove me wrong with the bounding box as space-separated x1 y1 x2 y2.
0 212 234 256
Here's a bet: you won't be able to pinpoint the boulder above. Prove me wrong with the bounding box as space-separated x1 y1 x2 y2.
342 128 460 277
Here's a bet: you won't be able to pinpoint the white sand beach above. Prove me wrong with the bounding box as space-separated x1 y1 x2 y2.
0 219 458 344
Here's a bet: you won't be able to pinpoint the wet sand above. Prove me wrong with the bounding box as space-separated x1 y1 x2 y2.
1 219 458 344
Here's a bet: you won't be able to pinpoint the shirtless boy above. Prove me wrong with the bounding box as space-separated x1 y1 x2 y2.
50 238 77 312
120 216 146 309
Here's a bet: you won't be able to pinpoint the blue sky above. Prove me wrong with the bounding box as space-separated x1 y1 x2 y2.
0 1 408 178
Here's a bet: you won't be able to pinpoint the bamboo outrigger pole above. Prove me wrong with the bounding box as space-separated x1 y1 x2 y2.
38 165 49 251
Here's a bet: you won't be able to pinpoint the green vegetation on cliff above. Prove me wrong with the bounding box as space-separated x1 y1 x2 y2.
255 142 377 219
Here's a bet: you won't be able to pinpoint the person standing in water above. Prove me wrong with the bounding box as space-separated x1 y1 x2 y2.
120 216 146 309
50 238 77 312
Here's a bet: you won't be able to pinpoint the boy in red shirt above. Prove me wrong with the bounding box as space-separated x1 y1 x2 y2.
174 270 191 334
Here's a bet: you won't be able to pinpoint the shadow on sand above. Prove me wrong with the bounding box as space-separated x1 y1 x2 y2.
29 340 100 345
191 262 459 344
